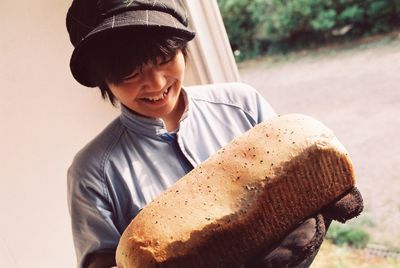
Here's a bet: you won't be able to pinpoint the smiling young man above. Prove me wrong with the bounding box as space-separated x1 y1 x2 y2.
66 1 362 268
66 1 277 267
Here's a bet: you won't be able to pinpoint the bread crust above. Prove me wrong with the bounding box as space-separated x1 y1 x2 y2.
116 114 355 268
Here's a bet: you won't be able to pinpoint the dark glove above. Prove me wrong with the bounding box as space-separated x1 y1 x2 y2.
244 187 363 268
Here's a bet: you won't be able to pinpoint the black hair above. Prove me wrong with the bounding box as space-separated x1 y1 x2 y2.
87 27 190 106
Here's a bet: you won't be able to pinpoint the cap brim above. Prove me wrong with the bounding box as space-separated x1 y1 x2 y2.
70 9 195 87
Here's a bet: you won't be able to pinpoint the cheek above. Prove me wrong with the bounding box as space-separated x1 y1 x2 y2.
172 54 186 79
109 84 139 101
108 86 122 99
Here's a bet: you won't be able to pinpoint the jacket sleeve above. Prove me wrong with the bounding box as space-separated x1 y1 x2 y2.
228 82 277 125
253 85 277 124
67 158 120 268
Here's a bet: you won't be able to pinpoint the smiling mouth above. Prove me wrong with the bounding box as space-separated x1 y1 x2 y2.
142 86 171 102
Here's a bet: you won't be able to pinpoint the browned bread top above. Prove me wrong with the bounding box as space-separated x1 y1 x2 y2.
116 114 355 268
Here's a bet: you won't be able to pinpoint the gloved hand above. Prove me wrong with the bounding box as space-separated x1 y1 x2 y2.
244 187 363 268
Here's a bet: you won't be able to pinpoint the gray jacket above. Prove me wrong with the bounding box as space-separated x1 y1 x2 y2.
67 82 276 267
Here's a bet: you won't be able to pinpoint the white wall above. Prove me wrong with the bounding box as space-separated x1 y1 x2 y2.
0 1 237 267
0 1 119 267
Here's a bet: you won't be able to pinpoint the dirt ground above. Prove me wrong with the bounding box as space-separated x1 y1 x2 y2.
239 35 400 248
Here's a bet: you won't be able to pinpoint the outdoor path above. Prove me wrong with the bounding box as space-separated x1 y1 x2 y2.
239 39 400 248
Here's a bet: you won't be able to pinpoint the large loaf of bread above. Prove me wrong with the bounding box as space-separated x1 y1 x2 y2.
116 114 355 268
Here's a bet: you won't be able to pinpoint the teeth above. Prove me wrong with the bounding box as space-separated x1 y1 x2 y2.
144 88 169 102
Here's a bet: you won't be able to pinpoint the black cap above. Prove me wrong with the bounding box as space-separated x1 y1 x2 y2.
66 0 195 87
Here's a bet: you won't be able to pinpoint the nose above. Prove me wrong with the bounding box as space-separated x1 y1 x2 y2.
142 68 167 91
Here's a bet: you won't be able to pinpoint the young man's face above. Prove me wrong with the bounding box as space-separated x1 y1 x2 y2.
107 50 186 123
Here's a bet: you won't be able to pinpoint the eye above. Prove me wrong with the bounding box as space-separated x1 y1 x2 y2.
123 71 140 81
159 55 176 65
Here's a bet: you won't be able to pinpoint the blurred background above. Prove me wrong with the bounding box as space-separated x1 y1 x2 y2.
0 0 399 267
217 0 400 266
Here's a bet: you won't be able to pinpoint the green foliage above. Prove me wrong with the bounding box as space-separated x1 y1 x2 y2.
217 0 400 60
217 0 262 60
338 5 364 24
311 9 337 31
367 0 397 32
327 222 370 249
